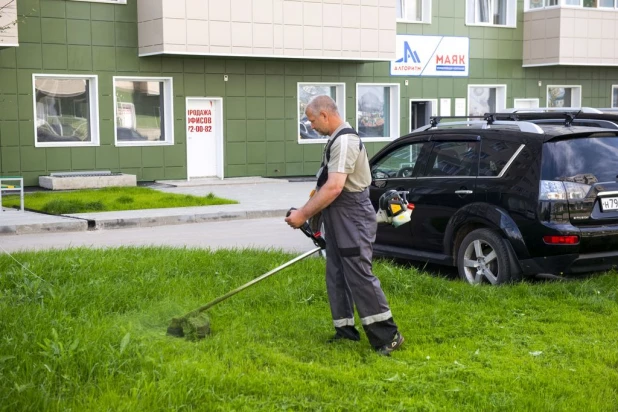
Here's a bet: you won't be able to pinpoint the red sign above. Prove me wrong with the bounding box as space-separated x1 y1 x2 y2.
187 109 213 133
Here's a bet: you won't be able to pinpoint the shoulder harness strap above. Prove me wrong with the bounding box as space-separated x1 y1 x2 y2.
324 127 363 164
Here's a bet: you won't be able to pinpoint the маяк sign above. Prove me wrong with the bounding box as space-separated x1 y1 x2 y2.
391 35 469 77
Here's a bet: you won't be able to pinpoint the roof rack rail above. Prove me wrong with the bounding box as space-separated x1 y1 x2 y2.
416 115 544 134
499 107 603 114
489 109 618 128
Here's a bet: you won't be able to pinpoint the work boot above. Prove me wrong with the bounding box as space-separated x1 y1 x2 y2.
327 326 360 343
375 332 404 356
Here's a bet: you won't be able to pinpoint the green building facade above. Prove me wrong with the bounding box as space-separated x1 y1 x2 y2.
1 0 617 186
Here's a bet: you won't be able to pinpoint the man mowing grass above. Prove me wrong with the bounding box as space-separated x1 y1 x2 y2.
286 95 404 356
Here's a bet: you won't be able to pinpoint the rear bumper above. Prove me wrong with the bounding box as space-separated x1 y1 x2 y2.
519 251 618 276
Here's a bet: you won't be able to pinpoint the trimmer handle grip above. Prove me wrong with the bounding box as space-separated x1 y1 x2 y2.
287 208 326 249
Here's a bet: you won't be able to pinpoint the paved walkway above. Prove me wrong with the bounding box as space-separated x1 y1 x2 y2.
0 178 316 235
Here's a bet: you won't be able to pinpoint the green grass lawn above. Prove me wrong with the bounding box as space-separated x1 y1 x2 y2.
1 248 617 411
1 187 237 214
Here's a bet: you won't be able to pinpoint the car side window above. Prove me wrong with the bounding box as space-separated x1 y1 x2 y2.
479 138 520 177
371 142 427 179
424 141 479 177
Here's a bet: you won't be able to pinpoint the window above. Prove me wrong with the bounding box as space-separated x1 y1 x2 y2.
33 74 99 147
612 85 618 108
356 84 401 142
69 0 127 4
466 0 516 27
547 85 582 108
297 83 345 144
479 139 522 177
425 141 479 177
396 0 432 23
528 0 559 8
371 142 427 179
514 98 540 109
113 77 174 146
528 0 617 8
467 85 507 116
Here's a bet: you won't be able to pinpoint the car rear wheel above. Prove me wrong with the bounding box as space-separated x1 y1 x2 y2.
457 229 512 285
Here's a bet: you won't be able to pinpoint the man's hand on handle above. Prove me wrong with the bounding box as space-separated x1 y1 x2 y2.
285 208 308 229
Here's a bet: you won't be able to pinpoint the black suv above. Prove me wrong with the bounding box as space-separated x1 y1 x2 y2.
368 111 618 285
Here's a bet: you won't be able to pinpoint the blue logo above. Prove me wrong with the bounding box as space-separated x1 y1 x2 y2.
395 41 420 64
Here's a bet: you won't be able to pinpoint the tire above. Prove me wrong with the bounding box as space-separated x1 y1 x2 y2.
456 228 513 285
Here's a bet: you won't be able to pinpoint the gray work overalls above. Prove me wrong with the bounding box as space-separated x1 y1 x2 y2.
318 127 399 348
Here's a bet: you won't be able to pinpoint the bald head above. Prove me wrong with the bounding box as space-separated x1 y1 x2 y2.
306 95 340 117
304 95 343 136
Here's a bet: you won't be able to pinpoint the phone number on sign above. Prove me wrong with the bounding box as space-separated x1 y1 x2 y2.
188 126 212 133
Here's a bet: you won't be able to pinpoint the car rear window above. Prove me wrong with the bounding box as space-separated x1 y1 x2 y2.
541 135 618 183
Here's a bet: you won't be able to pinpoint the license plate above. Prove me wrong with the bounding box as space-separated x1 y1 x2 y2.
600 196 618 211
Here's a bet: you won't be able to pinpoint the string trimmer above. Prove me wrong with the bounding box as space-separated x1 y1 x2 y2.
166 208 326 340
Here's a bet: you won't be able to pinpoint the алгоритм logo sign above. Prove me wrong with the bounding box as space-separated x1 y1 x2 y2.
391 35 469 77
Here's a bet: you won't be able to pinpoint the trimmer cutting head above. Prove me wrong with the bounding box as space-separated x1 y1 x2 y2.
167 313 211 340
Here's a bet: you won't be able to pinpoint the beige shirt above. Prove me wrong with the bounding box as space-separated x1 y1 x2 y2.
325 122 372 192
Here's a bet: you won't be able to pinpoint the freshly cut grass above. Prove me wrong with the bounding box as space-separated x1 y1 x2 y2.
2 187 237 214
1 247 617 411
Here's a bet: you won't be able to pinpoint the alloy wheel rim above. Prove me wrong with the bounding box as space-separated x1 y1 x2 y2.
463 239 499 284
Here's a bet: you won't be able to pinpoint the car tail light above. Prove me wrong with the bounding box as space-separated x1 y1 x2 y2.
539 180 591 200
563 182 591 199
539 180 567 200
543 235 579 245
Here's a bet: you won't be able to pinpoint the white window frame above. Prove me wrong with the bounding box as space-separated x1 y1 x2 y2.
526 0 618 9
612 85 618 108
396 0 432 24
546 85 582 108
526 0 560 10
32 74 100 148
297 83 346 145
113 76 174 147
467 84 507 116
69 0 127 4
514 98 540 109
356 83 401 143
465 0 517 27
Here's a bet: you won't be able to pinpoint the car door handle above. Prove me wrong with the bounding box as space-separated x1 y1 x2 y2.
455 190 473 195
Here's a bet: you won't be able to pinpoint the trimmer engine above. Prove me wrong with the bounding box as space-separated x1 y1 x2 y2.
376 190 414 227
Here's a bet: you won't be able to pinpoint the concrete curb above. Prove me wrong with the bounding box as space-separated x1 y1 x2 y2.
91 209 289 230
0 220 88 235
0 209 289 235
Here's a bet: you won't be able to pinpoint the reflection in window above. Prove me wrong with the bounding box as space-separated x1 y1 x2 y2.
356 84 400 140
297 83 345 142
426 142 479 177
479 138 520 177
396 0 427 22
114 78 173 144
371 143 425 179
467 0 515 26
477 0 506 24
468 85 506 116
547 86 581 108
34 76 97 144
